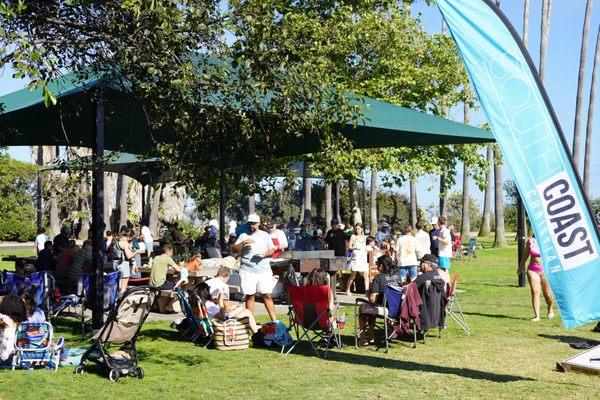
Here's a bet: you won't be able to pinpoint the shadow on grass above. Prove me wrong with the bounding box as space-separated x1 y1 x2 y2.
538 334 598 344
138 328 182 342
464 311 523 321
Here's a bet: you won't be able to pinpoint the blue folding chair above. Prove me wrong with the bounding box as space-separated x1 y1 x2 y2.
80 271 120 332
0 271 49 318
173 287 214 347
354 284 403 352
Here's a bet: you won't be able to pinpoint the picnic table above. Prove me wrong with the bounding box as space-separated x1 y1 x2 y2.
1 256 38 272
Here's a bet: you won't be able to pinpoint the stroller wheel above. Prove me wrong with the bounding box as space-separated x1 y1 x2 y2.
74 365 84 375
135 367 144 379
108 368 120 382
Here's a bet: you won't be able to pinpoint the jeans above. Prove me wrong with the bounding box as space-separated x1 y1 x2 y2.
397 266 418 280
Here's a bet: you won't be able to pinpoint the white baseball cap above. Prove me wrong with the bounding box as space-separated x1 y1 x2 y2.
431 216 438 225
247 213 260 223
209 219 219 229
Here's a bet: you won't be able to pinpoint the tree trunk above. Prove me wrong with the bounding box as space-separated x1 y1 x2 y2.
325 181 332 231
348 177 362 225
461 103 472 242
523 0 530 47
572 0 593 173
439 174 447 217
302 162 312 224
409 178 417 230
79 194 90 240
119 175 129 228
478 146 493 236
370 169 378 235
493 146 507 248
145 185 152 222
539 0 552 83
248 195 255 214
149 184 162 236
584 26 600 193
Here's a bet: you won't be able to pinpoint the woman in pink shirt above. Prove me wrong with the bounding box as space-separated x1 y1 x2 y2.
519 236 554 322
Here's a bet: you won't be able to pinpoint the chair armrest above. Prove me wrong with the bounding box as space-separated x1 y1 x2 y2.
54 336 65 350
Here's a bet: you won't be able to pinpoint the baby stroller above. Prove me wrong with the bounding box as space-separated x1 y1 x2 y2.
75 286 157 381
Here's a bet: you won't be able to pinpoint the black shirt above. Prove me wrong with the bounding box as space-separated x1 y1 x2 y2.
324 228 347 256
429 228 441 255
53 233 70 256
370 272 402 305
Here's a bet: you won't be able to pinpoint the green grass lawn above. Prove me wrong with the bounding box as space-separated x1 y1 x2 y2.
0 248 35 271
1 238 599 399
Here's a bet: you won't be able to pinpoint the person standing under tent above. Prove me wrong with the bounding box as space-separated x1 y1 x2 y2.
140 220 154 259
345 223 370 296
414 220 431 260
374 222 392 248
266 220 288 259
395 224 419 282
435 216 453 272
232 213 278 321
518 235 554 322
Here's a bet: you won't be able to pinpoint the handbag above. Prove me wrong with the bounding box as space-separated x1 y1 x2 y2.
212 317 250 351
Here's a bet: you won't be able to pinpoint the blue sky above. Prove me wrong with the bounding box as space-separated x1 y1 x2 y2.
1 1 599 215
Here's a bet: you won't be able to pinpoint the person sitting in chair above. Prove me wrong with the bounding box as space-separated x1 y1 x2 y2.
357 254 401 346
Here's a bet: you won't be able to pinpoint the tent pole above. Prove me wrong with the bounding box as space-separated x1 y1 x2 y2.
36 147 43 232
517 191 527 287
219 173 226 251
91 92 105 330
335 180 341 222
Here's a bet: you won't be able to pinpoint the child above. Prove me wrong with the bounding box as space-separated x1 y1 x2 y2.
0 295 27 366
194 281 259 334
366 236 378 251
22 290 46 323
185 253 202 271
174 267 189 288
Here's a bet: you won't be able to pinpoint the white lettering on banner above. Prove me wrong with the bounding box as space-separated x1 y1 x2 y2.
537 171 598 271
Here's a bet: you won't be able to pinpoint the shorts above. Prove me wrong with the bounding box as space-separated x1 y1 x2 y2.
397 266 418 280
439 256 451 270
240 269 274 296
145 241 154 253
114 260 131 279
359 303 388 317
158 280 176 290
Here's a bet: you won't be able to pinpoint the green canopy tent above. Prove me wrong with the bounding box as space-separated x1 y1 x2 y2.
41 151 174 221
0 73 494 328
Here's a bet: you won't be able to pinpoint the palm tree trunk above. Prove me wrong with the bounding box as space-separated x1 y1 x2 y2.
409 178 417 230
439 173 447 217
325 181 332 231
572 0 593 173
119 175 129 228
493 146 507 248
523 0 530 47
149 184 162 236
539 0 552 83
248 195 255 214
584 26 600 193
461 103 472 242
302 162 312 224
478 146 493 236
370 169 378 235
349 177 362 225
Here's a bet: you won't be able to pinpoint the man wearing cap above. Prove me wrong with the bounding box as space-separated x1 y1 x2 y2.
374 222 392 248
232 213 278 321
324 219 348 257
415 254 448 287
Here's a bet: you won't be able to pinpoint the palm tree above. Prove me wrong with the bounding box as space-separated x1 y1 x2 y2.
460 103 471 243
439 173 447 217
325 181 332 231
349 177 362 224
118 175 129 228
248 195 255 215
369 169 378 235
584 26 600 193
478 146 493 236
149 184 162 236
493 146 507 248
572 0 593 173
539 0 553 83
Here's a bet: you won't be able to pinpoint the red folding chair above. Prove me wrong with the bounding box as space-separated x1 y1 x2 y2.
446 273 470 335
285 285 340 358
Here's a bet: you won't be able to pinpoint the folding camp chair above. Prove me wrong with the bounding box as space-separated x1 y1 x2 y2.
354 284 403 352
446 273 470 335
80 271 121 333
173 287 214 347
11 322 64 371
464 238 477 260
285 285 340 358
0 271 50 319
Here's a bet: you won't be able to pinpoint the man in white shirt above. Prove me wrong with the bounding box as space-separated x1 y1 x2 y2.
435 216 453 271
232 213 277 321
140 221 154 258
34 228 48 254
267 220 288 258
414 220 431 259
395 224 419 282
205 266 231 299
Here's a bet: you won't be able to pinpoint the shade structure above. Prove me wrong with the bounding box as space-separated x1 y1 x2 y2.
42 151 173 186
0 72 494 154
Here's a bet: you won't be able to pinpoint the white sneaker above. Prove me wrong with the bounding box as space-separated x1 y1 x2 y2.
531 317 540 322
548 312 555 319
